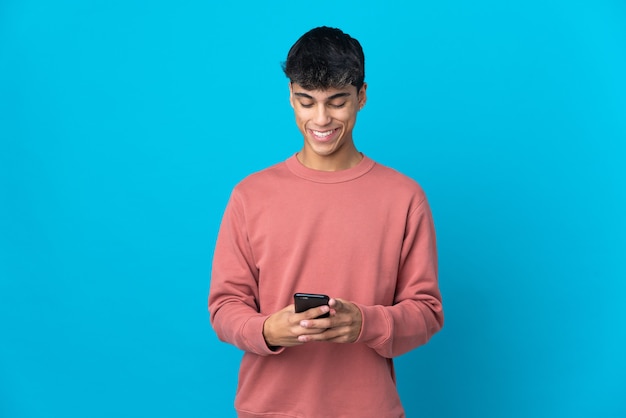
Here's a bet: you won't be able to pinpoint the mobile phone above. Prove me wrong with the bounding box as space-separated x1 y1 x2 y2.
294 293 330 318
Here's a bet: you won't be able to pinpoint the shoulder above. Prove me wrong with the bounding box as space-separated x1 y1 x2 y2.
368 159 427 200
241 160 287 183
230 159 291 199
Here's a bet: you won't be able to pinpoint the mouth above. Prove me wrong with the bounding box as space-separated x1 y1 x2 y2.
309 128 340 142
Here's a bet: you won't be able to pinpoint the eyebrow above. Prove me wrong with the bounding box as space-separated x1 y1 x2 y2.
294 92 351 101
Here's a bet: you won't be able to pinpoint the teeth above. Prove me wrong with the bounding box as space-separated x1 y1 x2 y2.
313 130 333 137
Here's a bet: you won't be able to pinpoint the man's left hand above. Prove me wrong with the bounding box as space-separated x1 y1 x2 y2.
297 298 362 343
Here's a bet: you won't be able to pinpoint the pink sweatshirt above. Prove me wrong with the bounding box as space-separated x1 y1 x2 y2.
209 154 444 418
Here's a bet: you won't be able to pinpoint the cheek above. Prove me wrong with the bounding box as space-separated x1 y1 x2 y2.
336 106 357 119
338 111 357 126
294 111 312 128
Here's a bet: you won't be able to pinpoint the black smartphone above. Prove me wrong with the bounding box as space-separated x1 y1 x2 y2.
294 293 330 318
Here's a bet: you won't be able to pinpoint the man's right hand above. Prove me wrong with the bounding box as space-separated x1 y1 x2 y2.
262 304 331 348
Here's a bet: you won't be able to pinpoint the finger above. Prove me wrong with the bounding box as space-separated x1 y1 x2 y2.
299 326 349 343
301 304 330 320
299 316 331 329
297 326 327 336
295 321 330 342
329 298 347 312
322 325 359 344
297 328 332 343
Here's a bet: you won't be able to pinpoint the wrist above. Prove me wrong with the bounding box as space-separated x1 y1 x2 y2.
262 317 279 350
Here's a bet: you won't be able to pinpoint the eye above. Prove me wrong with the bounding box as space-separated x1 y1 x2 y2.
329 102 346 109
299 102 314 108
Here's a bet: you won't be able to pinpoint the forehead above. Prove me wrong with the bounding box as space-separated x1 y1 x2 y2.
291 83 355 100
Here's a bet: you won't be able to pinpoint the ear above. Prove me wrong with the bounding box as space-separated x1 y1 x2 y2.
358 83 368 110
288 82 295 109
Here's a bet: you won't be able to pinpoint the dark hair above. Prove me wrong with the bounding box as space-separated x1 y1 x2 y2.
282 26 365 91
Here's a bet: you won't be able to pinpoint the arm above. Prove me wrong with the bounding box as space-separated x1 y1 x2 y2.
294 198 443 357
208 191 277 356
356 197 443 358
209 190 341 354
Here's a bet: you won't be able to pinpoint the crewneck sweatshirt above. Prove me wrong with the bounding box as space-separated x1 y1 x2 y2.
209 154 444 418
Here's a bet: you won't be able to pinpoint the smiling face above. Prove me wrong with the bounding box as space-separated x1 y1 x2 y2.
289 82 367 171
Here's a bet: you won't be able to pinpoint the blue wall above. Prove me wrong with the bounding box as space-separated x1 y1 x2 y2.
1 1 624 417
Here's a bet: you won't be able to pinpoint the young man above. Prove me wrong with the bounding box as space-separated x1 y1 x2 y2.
209 26 444 418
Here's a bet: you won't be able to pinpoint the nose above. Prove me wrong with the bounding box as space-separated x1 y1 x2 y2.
313 105 331 126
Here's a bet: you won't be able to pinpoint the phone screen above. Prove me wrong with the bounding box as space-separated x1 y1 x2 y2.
294 293 330 318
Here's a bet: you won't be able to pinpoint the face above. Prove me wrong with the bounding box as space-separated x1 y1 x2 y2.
289 82 367 170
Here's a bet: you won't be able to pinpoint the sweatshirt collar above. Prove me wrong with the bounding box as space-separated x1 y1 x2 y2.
285 153 376 183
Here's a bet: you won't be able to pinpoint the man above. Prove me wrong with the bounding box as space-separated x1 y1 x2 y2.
209 26 444 418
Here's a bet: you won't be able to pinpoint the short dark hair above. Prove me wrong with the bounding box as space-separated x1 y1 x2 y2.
282 26 365 91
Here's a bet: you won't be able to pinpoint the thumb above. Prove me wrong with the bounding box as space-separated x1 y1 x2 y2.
328 298 343 310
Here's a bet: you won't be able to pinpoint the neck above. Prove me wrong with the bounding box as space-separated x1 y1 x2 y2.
297 147 363 171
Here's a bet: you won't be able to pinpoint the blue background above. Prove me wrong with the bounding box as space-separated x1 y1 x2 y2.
1 1 625 417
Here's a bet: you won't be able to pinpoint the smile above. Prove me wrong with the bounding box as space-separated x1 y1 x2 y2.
313 130 334 137
310 128 339 141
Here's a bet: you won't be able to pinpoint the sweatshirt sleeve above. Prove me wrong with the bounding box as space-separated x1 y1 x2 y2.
355 197 444 358
208 190 281 356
